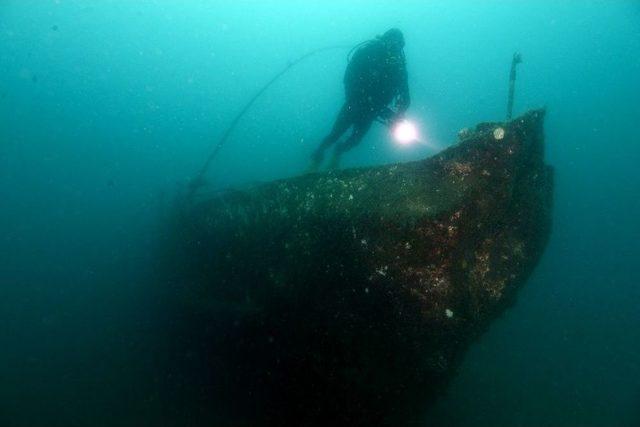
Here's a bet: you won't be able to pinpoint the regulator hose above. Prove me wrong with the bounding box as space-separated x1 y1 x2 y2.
188 44 351 198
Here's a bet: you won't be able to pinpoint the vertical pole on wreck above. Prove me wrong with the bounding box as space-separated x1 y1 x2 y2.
506 52 522 120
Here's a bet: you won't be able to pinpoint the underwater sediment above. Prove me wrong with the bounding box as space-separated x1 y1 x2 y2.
163 110 553 426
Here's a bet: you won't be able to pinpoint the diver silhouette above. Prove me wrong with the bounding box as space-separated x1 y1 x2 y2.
310 28 411 171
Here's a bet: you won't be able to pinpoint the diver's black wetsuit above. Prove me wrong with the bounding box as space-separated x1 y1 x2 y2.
312 29 410 168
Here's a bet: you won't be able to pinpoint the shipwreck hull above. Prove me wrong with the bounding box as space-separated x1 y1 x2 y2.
165 110 553 426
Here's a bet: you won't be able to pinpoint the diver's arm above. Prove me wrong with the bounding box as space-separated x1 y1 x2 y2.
395 61 410 114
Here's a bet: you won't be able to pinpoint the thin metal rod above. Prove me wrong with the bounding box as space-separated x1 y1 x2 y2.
507 52 522 120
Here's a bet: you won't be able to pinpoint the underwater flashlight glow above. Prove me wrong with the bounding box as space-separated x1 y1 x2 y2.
392 120 419 145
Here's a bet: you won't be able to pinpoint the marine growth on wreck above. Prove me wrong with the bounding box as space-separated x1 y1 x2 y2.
162 109 553 426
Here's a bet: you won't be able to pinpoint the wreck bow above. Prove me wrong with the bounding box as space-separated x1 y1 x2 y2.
164 109 553 426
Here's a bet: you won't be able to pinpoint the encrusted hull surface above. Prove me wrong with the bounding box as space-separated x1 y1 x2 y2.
165 110 553 426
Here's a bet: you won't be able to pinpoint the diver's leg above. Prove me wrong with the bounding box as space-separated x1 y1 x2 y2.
309 104 352 170
329 118 373 170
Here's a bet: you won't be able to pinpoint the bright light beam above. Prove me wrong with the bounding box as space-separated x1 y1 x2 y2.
392 119 420 145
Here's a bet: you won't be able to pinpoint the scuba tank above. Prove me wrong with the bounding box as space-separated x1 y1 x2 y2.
347 39 374 62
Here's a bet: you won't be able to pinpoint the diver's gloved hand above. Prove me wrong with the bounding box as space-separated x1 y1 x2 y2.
379 107 394 121
379 107 399 126
391 110 405 124
388 109 407 128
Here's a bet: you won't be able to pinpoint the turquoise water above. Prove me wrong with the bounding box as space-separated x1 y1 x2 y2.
1 1 639 426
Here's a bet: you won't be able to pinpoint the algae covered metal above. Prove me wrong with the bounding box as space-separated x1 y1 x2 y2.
164 110 553 426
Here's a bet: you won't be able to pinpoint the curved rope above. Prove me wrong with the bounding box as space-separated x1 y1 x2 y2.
189 45 351 197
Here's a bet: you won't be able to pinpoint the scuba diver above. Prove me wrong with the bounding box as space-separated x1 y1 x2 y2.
310 28 411 171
